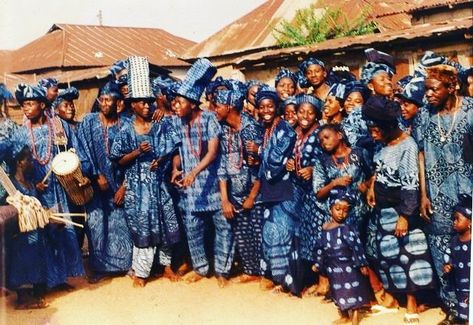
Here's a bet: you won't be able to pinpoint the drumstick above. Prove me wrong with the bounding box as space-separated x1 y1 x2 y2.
49 215 84 228
41 166 54 184
52 213 87 218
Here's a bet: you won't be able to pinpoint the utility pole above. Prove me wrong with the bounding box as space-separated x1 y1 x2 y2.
97 10 103 26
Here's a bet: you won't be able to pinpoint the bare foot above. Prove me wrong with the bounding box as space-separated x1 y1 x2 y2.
272 285 288 295
15 296 49 310
163 266 181 282
259 278 275 291
132 277 147 288
302 284 319 297
231 274 260 284
176 262 192 277
416 304 429 313
316 276 329 296
351 309 360 325
374 289 399 308
217 276 229 288
184 271 204 284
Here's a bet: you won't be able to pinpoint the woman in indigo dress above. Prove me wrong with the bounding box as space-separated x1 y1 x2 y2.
362 96 436 323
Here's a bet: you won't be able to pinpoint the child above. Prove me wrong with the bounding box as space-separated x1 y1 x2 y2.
313 189 371 325
443 194 472 324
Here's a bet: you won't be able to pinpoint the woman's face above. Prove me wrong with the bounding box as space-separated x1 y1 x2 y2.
344 91 364 114
276 77 296 100
323 96 342 119
46 86 59 102
297 103 317 130
318 128 342 153
258 98 276 125
283 104 297 127
368 126 384 143
368 72 393 97
305 64 326 87
400 99 419 121
98 94 118 117
131 100 151 120
57 100 76 122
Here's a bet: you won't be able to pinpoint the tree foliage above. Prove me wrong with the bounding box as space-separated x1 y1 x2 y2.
273 5 378 48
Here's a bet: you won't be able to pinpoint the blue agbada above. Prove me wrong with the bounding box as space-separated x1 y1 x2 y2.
258 118 302 294
217 113 264 275
110 117 181 248
10 117 88 287
77 113 133 272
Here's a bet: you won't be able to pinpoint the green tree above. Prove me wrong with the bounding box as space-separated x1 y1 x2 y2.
273 5 377 48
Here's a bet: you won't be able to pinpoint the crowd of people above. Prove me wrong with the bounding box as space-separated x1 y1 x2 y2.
0 48 472 325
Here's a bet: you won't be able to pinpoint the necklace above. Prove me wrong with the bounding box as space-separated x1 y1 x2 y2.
227 128 243 170
263 117 280 148
27 116 53 165
184 114 203 159
101 116 121 155
294 126 315 171
436 104 459 143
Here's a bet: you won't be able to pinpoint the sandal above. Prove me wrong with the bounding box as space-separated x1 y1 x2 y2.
403 313 420 324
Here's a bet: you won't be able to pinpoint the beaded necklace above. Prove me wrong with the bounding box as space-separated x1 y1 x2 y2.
294 125 317 172
263 117 280 149
101 115 121 155
227 127 244 170
27 116 53 165
184 114 203 159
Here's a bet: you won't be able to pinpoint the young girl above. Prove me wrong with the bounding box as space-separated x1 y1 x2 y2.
313 189 371 325
443 194 472 324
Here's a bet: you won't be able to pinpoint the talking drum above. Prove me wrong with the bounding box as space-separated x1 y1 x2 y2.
52 150 93 205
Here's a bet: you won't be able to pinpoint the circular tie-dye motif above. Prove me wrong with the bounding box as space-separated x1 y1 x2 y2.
409 259 433 286
380 235 400 259
389 265 408 289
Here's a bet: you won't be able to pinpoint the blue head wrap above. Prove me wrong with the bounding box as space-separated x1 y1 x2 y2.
0 83 13 101
360 62 394 85
294 70 310 88
274 68 297 87
15 83 47 105
110 59 128 78
52 87 79 110
454 194 472 220
344 81 369 103
115 74 128 89
151 76 174 96
213 89 244 111
205 76 225 98
255 85 279 107
283 96 297 107
395 77 425 107
327 83 347 104
99 81 122 98
298 57 326 74
329 188 356 207
226 79 247 93
396 76 414 92
327 65 356 85
245 80 262 90
295 94 323 113
163 81 182 101
37 78 58 89
362 96 400 129
413 51 465 79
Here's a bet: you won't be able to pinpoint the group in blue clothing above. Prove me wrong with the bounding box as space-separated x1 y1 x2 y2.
0 49 472 325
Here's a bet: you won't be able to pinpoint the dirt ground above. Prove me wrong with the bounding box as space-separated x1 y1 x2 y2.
1 274 445 325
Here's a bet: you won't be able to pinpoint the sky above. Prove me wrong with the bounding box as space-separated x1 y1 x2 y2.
0 0 267 50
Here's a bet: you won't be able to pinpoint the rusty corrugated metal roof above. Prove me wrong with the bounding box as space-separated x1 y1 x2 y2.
183 0 471 60
234 16 472 66
8 24 195 74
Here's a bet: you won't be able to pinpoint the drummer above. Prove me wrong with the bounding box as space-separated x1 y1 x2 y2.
10 83 90 290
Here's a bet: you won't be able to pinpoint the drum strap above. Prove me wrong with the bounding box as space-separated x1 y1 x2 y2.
52 117 68 149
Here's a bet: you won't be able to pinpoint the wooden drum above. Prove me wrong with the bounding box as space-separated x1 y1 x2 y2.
52 150 93 206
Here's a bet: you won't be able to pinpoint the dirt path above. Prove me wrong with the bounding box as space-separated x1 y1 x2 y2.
1 274 445 325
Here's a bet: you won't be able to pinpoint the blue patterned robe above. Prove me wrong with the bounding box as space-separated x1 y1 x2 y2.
258 119 300 294
11 117 87 286
312 147 372 231
109 117 181 248
368 136 435 293
6 180 48 289
341 106 369 147
0 118 19 203
218 113 263 276
77 113 133 272
413 97 473 313
314 224 371 311
173 111 222 212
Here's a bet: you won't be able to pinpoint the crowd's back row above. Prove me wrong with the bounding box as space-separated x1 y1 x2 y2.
0 48 471 324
